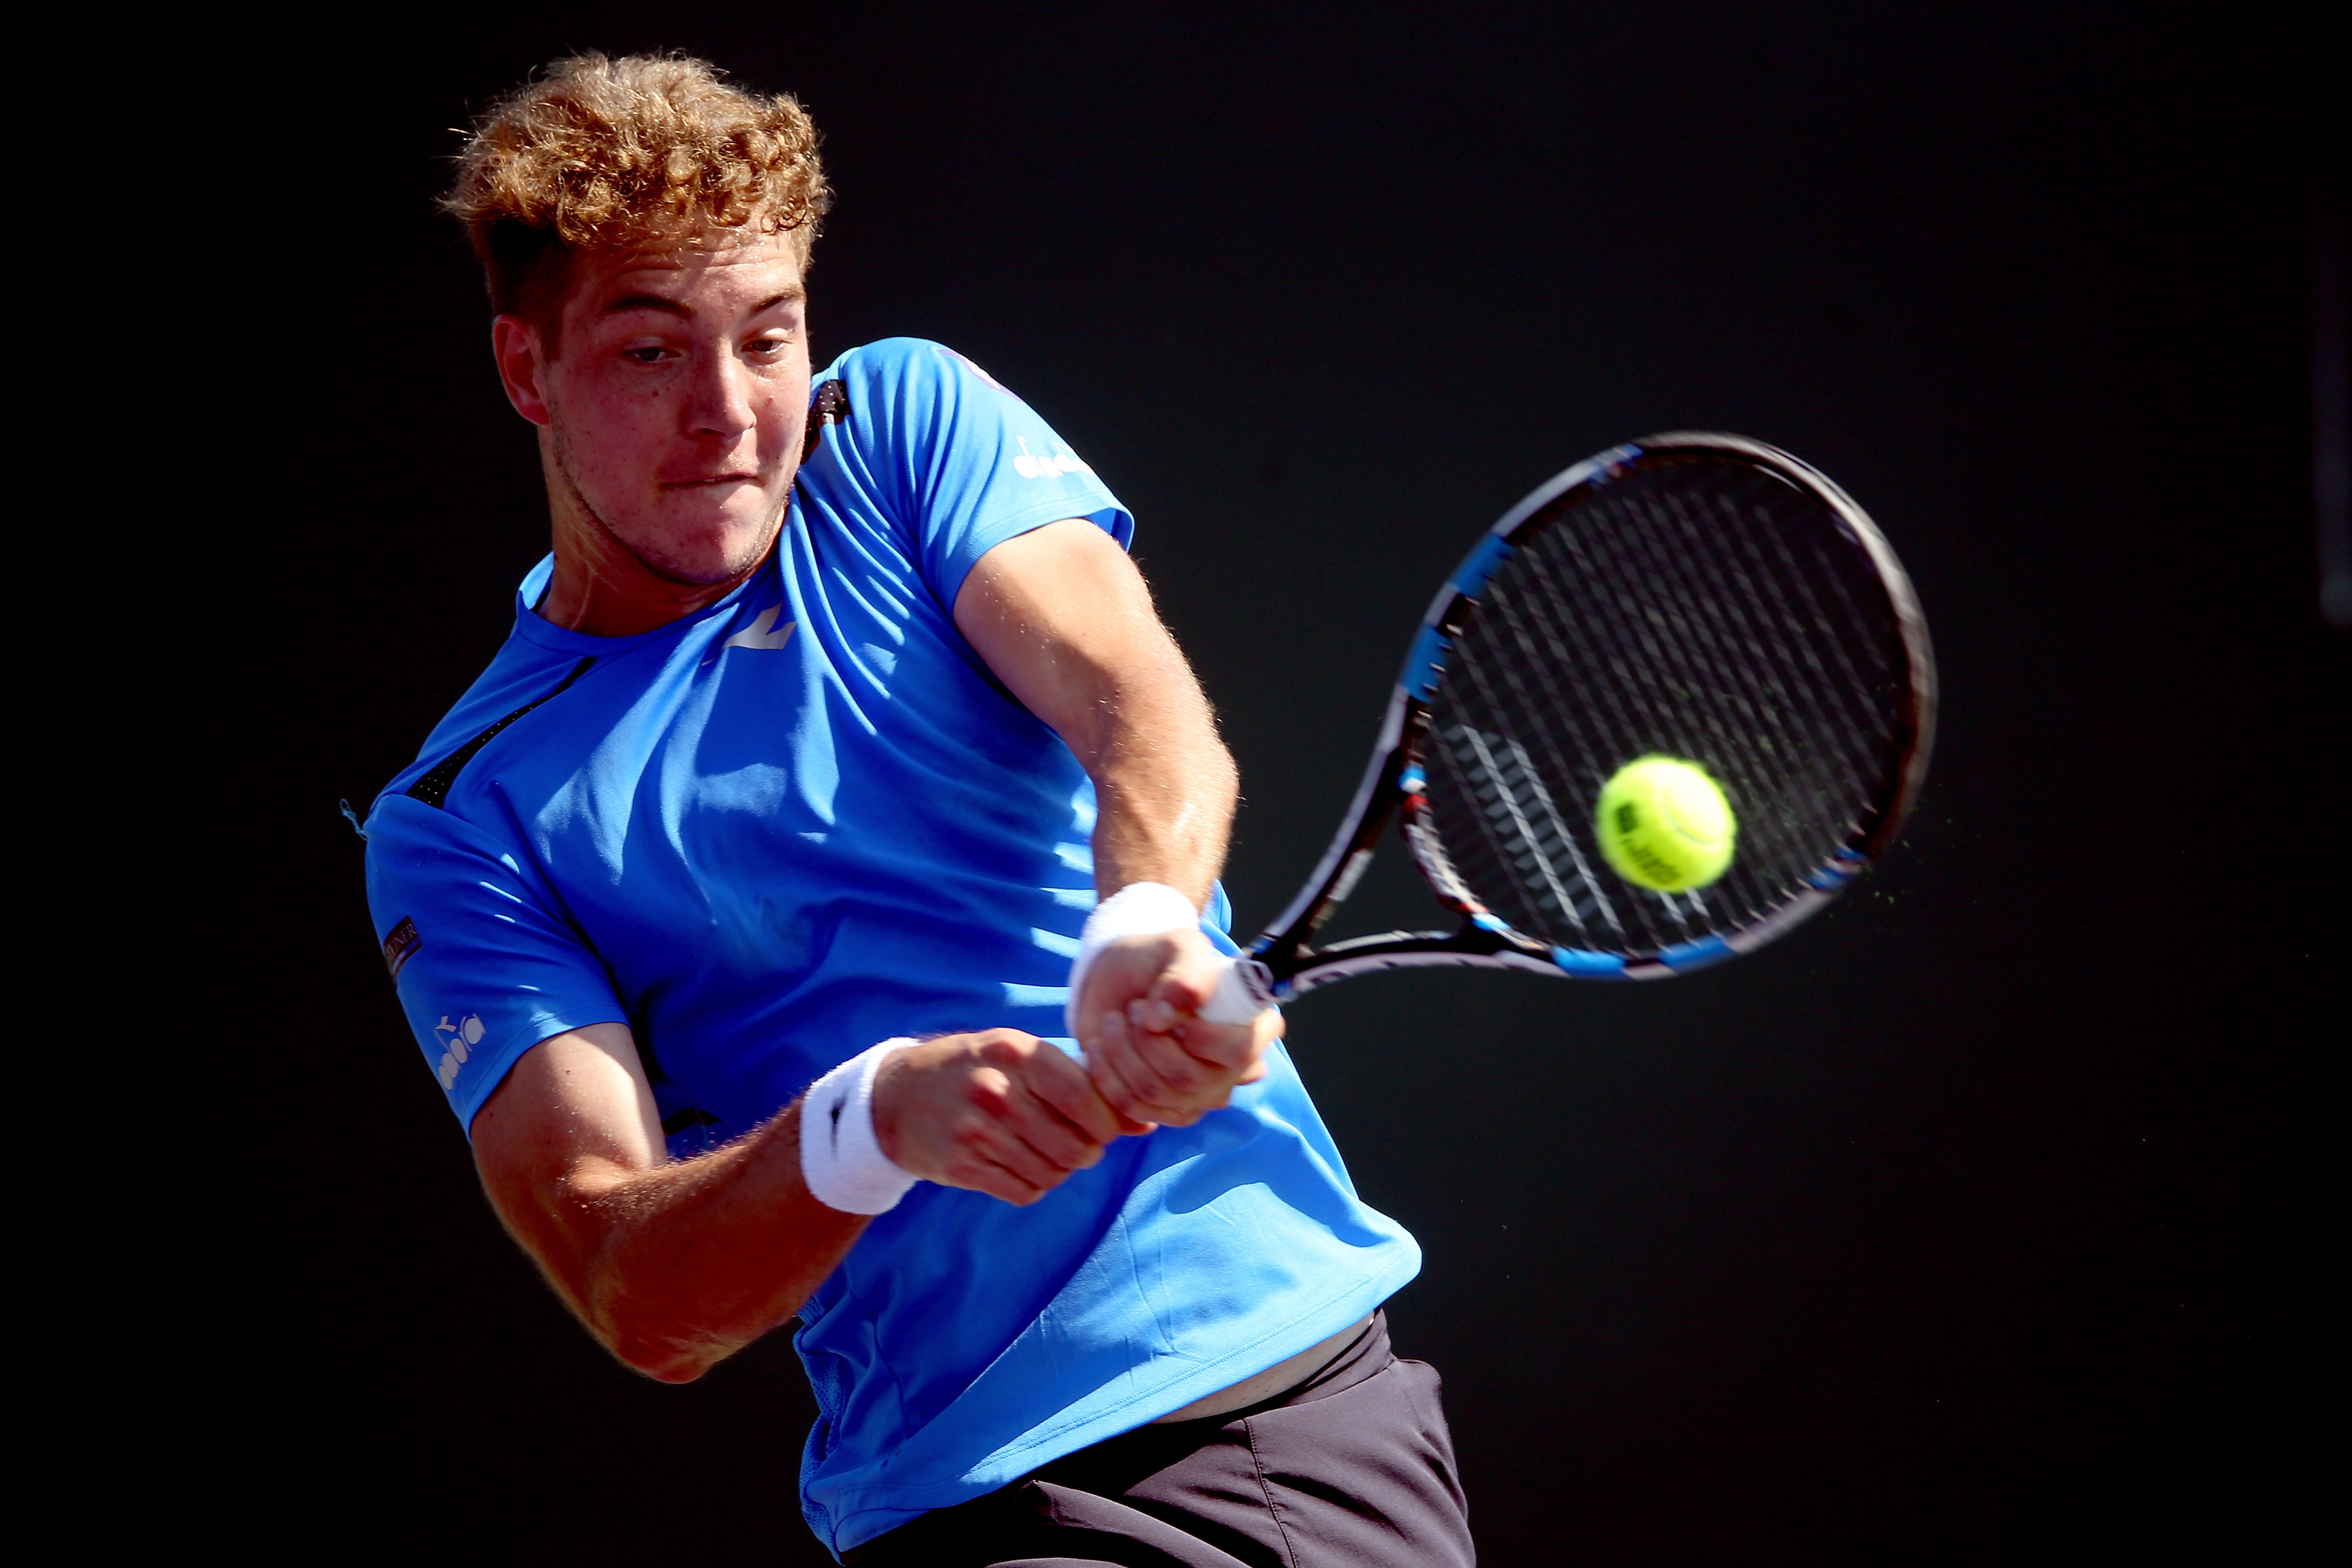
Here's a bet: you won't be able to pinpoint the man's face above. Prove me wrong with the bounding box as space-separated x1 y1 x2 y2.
501 230 812 587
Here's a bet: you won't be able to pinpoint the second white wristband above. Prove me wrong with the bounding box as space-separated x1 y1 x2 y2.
799 1038 921 1215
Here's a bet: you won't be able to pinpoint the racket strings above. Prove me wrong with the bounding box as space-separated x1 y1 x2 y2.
1584 469 1896 931
1421 458 1908 956
1599 473 1899 904
1436 719 1625 943
1436 561 1645 943
1702 488 1896 781
1540 508 1796 943
1562 497 1802 919
1486 499 1799 944
1431 597 1631 942
1610 485 1884 899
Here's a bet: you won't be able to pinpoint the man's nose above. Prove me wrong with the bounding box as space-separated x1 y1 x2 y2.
684 346 757 441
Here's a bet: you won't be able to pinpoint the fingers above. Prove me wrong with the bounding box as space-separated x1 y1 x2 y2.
1227 1006 1284 1083
1074 930 1230 1053
873 996 1278 1209
1141 934 1230 1016
1006 1033 1151 1141
956 1076 1077 1192
1076 929 1282 1124
1074 940 1167 1060
1086 1011 1175 1126
880 1031 1141 1207
977 1037 1117 1168
1087 930 1224 1040
1089 1009 1230 1127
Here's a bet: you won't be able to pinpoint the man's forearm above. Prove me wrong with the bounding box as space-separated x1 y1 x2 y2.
950 518 1238 909
1085 694 1238 907
562 1105 869 1381
478 1023 1131 1382
473 1035 869 1385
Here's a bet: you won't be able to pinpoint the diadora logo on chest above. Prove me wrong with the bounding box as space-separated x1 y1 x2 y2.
721 605 796 652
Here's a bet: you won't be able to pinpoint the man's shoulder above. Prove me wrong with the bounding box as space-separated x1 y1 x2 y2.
368 622 601 816
818 338 1007 402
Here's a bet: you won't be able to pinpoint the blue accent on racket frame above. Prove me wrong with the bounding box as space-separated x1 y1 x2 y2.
1551 946 1628 978
1449 533 1516 597
1470 912 1510 934
1805 850 1868 891
1593 442 1644 480
1657 934 1736 972
1397 764 1427 794
1402 625 1451 699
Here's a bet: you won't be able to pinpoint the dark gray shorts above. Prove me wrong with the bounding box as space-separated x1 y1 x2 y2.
843 1311 1474 1567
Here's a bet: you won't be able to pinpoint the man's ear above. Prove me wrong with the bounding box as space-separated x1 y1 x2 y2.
492 314 554 427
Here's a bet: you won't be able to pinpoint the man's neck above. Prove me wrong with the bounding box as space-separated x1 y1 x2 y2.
537 536 766 637
533 447 775 638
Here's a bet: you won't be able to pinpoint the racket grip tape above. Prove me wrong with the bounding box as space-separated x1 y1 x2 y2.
1198 956 1278 1026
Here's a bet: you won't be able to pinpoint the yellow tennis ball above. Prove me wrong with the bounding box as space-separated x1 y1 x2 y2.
1595 756 1738 892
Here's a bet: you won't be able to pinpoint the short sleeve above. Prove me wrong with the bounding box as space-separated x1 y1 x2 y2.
824 340 1134 607
363 794 629 1135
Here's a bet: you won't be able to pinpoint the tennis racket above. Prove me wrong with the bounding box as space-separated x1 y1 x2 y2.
1202 432 1935 1020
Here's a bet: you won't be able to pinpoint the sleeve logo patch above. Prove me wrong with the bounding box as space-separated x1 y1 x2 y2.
382 916 422 980
1010 435 1095 480
433 1013 486 1090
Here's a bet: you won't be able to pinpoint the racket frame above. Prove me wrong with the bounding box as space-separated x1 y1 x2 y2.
1239 433 1936 1002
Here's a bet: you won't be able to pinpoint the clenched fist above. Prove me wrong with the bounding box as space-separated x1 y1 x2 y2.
870 1030 1144 1205
1074 928 1285 1128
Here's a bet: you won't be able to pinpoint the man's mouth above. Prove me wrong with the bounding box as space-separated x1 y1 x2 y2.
662 472 760 490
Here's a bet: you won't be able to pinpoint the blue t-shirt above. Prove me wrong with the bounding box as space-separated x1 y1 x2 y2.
362 338 1419 1555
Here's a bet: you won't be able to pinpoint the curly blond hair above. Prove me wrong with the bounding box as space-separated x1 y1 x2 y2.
444 52 830 326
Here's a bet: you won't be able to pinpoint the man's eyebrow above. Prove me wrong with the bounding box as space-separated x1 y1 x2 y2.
601 293 692 318
595 286 804 320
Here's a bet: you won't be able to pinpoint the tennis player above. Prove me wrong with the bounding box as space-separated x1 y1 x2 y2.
360 54 1472 1566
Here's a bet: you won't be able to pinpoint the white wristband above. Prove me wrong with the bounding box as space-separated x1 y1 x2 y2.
799 1038 921 1215
1066 881 1201 1037
1065 881 1276 1036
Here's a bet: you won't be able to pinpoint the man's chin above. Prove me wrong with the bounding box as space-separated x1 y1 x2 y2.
634 542 774 587
628 512 784 587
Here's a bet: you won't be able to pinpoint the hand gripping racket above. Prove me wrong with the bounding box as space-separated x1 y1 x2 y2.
1199 432 1935 1022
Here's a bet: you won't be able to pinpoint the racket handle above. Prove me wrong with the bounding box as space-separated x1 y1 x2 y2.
1198 956 1278 1026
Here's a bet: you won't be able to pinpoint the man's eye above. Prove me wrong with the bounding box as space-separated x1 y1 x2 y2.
624 347 667 364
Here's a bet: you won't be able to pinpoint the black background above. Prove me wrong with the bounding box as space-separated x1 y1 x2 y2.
195 4 2340 1562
